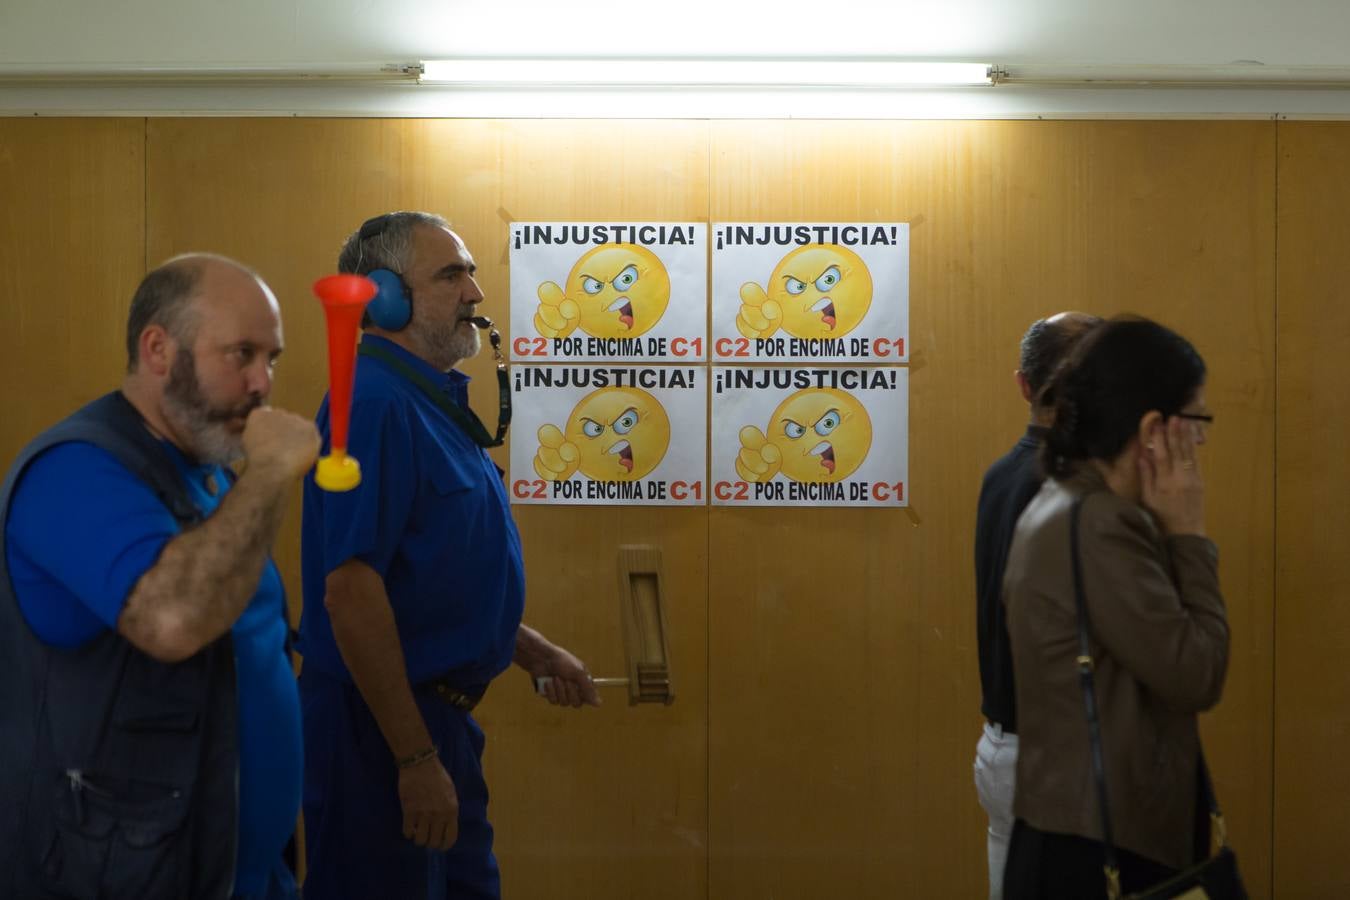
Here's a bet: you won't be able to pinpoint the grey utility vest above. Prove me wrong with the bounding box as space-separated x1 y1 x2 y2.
0 391 238 899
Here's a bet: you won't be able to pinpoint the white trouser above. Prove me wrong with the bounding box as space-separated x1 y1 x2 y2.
973 721 1019 900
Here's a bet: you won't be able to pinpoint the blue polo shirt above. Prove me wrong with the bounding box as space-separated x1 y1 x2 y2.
3 440 302 897
299 335 525 688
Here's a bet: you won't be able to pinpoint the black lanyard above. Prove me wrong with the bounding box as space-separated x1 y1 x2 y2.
357 336 512 448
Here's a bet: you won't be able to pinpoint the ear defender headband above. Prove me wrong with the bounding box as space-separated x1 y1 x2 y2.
351 212 514 447
357 215 414 331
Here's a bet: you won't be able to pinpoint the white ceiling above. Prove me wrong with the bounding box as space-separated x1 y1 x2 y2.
1 0 1347 67
4 0 1350 116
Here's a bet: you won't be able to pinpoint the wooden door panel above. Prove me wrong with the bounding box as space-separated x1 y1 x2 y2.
1272 122 1350 900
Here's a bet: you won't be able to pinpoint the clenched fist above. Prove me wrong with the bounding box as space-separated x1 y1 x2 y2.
242 407 321 481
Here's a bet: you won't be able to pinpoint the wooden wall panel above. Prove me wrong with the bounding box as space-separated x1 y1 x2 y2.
1272 122 1350 900
485 120 710 900
0 118 145 465
144 119 710 899
706 120 1275 899
0 116 1288 900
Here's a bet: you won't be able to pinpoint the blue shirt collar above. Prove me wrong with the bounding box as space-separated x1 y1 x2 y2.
360 334 471 390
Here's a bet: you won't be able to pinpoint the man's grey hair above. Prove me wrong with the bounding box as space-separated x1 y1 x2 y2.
339 212 449 329
338 211 450 277
1018 311 1103 400
125 253 257 372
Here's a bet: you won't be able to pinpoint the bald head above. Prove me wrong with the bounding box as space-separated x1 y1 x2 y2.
1019 311 1102 408
125 253 272 372
121 253 283 464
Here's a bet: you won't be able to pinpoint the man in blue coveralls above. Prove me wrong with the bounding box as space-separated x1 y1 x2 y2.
0 254 319 899
299 211 600 900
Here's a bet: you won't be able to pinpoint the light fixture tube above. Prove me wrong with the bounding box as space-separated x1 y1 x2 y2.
418 59 993 88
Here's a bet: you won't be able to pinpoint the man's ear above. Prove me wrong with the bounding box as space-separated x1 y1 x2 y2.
1015 370 1034 404
138 325 175 377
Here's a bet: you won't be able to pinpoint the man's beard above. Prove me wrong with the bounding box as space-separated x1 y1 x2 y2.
162 348 262 465
422 316 481 369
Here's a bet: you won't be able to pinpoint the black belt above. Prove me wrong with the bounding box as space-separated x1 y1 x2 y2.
420 678 488 712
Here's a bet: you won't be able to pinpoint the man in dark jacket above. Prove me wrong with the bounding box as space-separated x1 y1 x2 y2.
973 311 1100 900
0 254 319 899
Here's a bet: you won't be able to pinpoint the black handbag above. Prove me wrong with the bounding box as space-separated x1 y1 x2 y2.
1069 496 1247 900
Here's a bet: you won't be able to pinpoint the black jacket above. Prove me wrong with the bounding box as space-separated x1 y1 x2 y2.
974 424 1047 733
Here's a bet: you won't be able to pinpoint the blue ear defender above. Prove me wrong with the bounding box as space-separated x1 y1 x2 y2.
365 268 412 331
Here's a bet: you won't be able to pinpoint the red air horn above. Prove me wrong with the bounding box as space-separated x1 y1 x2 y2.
312 274 377 492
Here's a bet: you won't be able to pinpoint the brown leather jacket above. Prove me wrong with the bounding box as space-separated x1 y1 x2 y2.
1003 467 1229 871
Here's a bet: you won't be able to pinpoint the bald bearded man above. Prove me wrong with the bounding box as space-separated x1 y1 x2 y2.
0 254 319 899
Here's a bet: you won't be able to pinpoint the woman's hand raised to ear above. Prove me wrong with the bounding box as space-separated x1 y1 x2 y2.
1139 415 1206 537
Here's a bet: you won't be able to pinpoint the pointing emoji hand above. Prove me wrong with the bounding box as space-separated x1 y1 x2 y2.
735 282 783 340
534 423 581 481
534 282 581 338
735 425 782 483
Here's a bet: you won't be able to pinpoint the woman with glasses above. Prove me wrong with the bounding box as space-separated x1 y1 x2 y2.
1000 315 1228 898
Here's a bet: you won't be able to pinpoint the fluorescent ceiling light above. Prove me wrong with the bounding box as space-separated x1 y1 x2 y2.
419 59 992 88
0 63 417 84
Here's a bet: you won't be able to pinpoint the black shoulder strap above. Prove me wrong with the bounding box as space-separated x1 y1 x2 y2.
358 342 510 448
1069 495 1123 895
33 392 203 526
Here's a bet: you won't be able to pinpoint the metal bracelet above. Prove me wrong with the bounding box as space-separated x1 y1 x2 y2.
396 745 439 770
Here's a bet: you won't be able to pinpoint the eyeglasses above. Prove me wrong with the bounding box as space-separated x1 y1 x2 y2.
1174 412 1215 425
